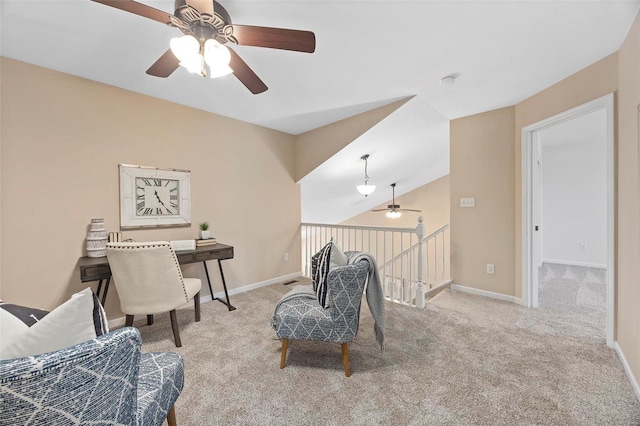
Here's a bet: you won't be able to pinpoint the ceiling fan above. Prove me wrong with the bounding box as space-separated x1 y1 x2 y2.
371 183 422 219
91 0 316 94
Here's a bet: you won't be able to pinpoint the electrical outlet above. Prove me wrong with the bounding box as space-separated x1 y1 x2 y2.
486 264 495 274
283 253 289 262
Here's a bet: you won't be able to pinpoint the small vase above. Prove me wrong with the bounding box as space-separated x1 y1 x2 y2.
87 218 108 257
200 230 211 240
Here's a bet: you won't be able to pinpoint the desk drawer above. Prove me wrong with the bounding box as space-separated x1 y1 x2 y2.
195 247 233 261
176 253 195 264
81 264 111 282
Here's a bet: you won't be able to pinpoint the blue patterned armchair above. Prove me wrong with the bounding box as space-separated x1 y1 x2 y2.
0 327 183 426
272 255 370 377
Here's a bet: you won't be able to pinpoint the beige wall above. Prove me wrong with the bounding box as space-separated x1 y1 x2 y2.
514 53 619 298
0 58 301 319
450 107 516 295
616 11 640 390
342 175 450 233
295 98 409 181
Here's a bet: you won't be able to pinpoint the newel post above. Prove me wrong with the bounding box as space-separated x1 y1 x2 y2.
416 216 426 309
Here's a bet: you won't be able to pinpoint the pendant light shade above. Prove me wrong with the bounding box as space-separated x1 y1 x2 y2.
357 154 376 196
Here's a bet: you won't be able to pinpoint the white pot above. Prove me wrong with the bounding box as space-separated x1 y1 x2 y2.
200 230 211 240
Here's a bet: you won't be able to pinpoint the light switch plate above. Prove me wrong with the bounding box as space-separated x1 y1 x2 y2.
460 197 476 208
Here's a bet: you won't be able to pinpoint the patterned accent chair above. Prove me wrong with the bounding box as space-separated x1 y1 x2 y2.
0 327 183 426
106 241 202 347
272 255 369 377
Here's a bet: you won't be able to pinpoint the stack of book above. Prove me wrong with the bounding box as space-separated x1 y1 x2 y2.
196 238 217 247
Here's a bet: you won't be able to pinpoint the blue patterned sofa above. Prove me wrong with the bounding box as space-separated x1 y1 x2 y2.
272 254 370 377
0 327 183 426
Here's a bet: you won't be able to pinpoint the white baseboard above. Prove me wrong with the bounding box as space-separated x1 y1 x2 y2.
107 271 302 329
451 283 521 304
108 316 126 329
614 341 640 403
198 271 302 303
542 259 607 269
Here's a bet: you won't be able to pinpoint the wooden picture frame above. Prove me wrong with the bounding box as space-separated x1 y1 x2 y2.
119 164 191 229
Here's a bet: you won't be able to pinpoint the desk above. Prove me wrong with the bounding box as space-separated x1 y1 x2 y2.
78 243 236 311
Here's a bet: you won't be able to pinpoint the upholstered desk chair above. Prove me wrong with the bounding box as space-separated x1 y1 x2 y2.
0 327 183 426
106 241 201 347
272 256 369 377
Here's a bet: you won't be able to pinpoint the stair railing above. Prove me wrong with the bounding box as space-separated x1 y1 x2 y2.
301 218 450 308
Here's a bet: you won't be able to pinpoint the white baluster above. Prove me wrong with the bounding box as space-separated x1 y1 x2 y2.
416 216 425 309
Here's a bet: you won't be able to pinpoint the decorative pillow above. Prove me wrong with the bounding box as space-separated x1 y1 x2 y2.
0 288 109 360
0 302 49 344
311 240 348 308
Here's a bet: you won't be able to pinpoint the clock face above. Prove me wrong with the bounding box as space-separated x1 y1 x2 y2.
135 177 180 216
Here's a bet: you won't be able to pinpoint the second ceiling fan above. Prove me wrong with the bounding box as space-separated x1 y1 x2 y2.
92 0 316 94
372 183 422 219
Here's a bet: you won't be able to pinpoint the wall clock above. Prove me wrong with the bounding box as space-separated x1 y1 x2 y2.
119 164 191 229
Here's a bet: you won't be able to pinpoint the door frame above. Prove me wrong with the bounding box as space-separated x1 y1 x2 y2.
520 93 615 347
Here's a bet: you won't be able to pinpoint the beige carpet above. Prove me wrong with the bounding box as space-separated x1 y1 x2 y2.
133 280 640 425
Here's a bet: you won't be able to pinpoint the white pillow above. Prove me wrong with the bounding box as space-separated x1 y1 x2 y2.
0 288 109 360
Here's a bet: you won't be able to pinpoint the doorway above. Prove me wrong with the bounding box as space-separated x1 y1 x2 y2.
521 93 615 347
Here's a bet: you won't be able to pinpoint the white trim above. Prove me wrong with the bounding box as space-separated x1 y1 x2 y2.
614 342 640 403
451 283 521 304
198 271 302 303
107 316 126 330
521 93 615 347
107 271 303 329
541 259 607 269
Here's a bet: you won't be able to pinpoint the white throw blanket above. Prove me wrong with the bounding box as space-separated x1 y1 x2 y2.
348 252 385 352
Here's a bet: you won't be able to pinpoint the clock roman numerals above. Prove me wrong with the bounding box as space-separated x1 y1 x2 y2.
134 177 180 217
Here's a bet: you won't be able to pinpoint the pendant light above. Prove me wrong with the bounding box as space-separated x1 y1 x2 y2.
356 154 376 197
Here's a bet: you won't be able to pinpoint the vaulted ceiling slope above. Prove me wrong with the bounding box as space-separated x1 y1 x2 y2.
1 1 637 136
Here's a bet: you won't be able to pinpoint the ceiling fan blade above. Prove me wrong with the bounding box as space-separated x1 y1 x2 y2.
371 209 391 212
146 49 180 78
186 0 214 16
399 209 422 213
230 25 316 53
228 47 268 94
91 0 172 24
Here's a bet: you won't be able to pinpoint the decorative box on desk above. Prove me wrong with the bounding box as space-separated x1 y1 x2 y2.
78 243 236 310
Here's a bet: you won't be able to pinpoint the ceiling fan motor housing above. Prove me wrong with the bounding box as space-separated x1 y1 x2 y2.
172 0 234 45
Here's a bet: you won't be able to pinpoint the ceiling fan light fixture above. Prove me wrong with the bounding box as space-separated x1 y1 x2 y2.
356 154 376 197
170 35 199 62
386 210 402 219
204 39 233 78
179 55 204 74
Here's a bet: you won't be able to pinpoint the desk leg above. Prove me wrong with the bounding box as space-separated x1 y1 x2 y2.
96 279 104 299
101 277 111 306
217 259 236 311
95 278 111 306
202 260 236 311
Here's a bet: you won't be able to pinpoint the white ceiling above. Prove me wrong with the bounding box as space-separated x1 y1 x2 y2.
2 1 638 224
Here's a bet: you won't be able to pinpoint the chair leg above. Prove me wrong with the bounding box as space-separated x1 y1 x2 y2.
194 291 201 322
341 343 351 377
166 405 177 426
125 315 134 327
147 315 154 325
169 310 182 348
280 338 289 369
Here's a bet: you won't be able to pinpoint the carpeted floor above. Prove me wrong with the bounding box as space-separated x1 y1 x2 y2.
134 279 640 425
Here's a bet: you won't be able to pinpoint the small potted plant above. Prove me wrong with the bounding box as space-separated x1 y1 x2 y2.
199 222 211 240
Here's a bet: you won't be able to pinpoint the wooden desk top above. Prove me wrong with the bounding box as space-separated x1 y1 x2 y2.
78 243 234 282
